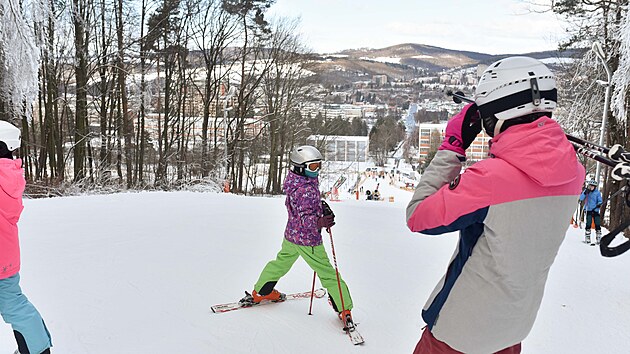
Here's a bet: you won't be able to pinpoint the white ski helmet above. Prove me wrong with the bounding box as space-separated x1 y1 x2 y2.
290 145 323 166
475 56 557 136
0 120 21 151
290 145 323 177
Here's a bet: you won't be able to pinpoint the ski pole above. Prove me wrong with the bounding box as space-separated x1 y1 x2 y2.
327 227 347 317
308 271 316 315
573 201 580 228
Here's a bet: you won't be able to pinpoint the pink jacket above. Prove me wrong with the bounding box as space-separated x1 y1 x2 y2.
0 158 25 280
406 117 584 352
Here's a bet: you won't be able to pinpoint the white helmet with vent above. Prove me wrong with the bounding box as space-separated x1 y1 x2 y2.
0 120 21 151
290 145 323 165
474 56 557 135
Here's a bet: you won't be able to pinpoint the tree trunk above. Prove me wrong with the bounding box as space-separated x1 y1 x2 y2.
137 0 148 185
116 0 133 188
72 0 89 182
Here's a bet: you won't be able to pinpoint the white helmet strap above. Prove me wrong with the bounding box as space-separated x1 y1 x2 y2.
494 120 505 138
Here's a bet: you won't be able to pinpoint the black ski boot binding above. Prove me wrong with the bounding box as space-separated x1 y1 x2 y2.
239 291 255 307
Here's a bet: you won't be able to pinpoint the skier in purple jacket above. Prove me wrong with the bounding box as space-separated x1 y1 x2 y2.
241 145 354 326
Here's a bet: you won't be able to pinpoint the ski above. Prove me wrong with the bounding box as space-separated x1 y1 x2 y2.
344 321 365 345
211 288 326 313
338 311 364 345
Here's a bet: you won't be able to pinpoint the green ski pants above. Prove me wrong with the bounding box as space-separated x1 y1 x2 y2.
254 238 353 311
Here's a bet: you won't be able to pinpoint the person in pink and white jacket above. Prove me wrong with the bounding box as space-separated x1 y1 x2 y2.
0 120 52 354
406 57 584 354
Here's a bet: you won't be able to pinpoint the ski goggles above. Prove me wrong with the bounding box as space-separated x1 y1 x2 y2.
305 160 322 173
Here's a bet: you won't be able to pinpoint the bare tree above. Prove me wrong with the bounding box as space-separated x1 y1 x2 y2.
260 17 312 194
187 0 239 178
145 0 184 186
368 116 406 166
71 0 92 182
222 0 276 193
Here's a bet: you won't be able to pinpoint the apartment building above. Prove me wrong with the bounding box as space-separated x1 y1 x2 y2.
418 122 491 163
307 135 369 162
299 102 382 121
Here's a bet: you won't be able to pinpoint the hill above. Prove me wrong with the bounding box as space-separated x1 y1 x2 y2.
338 43 495 70
1 187 629 353
309 43 580 86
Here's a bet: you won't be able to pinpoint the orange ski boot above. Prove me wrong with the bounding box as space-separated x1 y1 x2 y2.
339 309 354 330
251 289 286 303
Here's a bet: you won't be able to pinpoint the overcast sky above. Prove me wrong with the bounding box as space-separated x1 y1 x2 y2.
266 0 569 55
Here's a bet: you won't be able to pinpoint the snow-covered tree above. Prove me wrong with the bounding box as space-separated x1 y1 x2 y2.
0 0 47 123
552 0 630 233
611 8 630 122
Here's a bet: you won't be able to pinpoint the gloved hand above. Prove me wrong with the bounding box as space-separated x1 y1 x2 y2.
317 215 335 229
321 200 335 217
439 103 482 156
583 188 591 194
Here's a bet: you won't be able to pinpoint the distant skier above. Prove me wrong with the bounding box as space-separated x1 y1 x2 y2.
406 57 584 353
373 190 381 201
0 121 52 354
579 180 603 244
242 145 355 328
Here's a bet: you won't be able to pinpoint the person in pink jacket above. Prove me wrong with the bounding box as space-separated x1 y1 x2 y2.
0 121 52 354
406 58 584 353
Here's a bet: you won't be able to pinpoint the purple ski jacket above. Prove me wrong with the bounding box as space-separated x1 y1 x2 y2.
283 171 323 246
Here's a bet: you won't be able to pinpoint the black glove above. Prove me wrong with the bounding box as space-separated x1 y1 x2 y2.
439 103 482 155
321 200 335 217
583 188 591 194
317 215 335 229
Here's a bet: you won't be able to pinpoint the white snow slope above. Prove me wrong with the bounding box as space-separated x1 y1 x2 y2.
1 179 629 353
